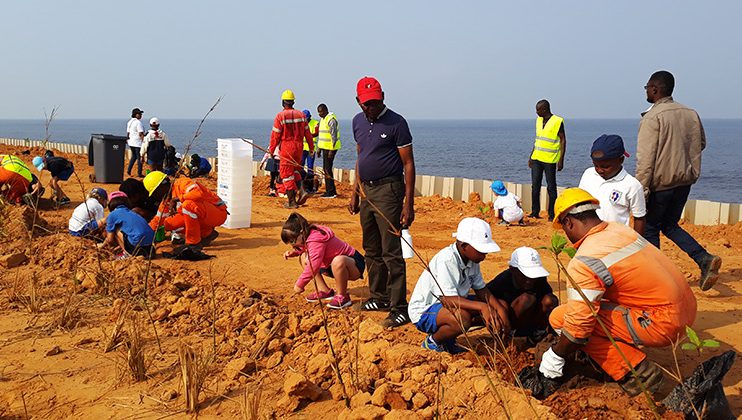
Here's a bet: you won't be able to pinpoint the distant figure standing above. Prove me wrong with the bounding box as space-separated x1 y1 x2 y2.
349 76 416 328
141 117 172 172
637 70 721 290
126 108 145 177
301 109 319 193
269 89 315 208
317 103 340 198
528 100 566 220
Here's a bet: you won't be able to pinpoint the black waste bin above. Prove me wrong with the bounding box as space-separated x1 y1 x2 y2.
89 134 128 183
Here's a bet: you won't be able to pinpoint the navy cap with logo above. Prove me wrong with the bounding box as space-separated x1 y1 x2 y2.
590 134 630 160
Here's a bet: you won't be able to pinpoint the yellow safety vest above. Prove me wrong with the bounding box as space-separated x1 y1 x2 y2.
317 113 341 151
304 119 319 151
530 115 564 164
1 155 33 182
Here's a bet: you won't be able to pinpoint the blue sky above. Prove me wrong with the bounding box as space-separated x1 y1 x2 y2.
2 1 740 119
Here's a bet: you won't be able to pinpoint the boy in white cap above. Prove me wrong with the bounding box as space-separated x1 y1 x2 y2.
408 217 511 353
486 247 558 343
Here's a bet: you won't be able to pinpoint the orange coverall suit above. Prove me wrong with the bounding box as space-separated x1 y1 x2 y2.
150 178 228 245
269 108 314 192
0 155 32 204
549 222 697 380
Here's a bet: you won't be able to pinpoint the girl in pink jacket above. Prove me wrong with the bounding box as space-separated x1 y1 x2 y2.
281 212 365 309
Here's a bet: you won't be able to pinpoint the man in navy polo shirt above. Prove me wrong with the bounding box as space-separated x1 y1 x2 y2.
349 76 416 328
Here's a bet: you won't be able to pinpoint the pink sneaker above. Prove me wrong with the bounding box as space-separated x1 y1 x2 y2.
305 289 334 302
327 294 352 310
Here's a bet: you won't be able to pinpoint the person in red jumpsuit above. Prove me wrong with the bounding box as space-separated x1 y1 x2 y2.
269 89 315 208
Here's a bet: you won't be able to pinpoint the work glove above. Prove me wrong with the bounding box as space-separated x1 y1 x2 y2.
539 347 566 379
518 365 560 400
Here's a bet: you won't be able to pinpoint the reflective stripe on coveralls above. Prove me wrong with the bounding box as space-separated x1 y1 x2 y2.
530 115 563 164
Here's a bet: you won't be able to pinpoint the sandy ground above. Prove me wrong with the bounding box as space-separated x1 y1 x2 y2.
0 144 740 419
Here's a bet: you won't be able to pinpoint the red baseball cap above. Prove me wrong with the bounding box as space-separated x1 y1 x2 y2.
356 76 383 104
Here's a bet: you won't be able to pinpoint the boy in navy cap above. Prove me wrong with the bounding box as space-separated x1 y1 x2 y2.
578 134 646 234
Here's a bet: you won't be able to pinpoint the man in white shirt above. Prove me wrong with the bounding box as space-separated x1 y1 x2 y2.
578 134 646 235
408 217 510 353
126 108 145 177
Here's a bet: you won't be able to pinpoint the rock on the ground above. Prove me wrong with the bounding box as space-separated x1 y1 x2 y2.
283 372 322 401
169 298 190 317
152 307 170 321
45 346 62 356
385 410 422 420
359 318 384 342
161 389 178 401
223 357 257 380
411 393 429 410
385 392 407 410
265 351 283 369
0 252 27 268
371 383 391 406
350 391 372 408
306 353 334 381
339 405 389 420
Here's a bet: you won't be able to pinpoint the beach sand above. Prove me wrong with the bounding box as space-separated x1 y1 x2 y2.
0 144 740 418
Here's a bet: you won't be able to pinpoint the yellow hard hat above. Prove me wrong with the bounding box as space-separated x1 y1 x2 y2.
143 171 168 196
281 89 295 101
553 188 600 229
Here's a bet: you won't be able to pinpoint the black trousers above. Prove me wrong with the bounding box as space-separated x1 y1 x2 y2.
531 160 557 219
360 180 407 312
322 149 337 195
644 185 708 266
127 146 143 176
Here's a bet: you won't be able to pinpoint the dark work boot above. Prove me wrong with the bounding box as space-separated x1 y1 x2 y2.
698 254 722 291
618 359 664 397
284 190 299 209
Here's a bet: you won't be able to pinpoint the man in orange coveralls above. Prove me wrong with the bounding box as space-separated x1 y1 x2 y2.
0 155 32 204
269 89 315 209
144 171 227 249
520 188 697 399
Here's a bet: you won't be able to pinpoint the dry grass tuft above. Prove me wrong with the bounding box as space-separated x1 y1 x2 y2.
48 290 84 331
241 384 262 420
178 343 213 412
17 274 44 314
105 302 129 352
125 313 147 382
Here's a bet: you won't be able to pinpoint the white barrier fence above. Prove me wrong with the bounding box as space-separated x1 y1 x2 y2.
1 137 739 226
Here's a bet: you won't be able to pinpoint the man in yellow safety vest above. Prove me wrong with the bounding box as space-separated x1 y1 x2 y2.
528 99 566 221
301 109 320 193
317 103 340 198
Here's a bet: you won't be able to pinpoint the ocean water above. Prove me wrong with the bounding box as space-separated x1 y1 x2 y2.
1 118 740 203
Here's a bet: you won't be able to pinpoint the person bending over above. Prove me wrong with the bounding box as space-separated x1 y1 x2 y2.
68 187 108 239
98 191 155 260
408 217 510 354
281 212 365 309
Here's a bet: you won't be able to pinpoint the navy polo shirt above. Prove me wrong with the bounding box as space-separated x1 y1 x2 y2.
352 107 412 182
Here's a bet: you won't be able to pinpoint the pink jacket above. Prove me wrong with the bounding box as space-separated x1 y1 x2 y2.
292 225 356 290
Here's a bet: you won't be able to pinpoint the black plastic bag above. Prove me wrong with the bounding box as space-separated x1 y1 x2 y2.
662 350 736 419
517 365 560 400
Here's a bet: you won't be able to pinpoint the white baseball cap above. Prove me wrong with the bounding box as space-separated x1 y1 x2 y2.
509 247 549 278
452 217 500 254
149 117 160 125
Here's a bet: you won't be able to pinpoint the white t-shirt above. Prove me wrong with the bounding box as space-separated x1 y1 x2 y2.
578 167 647 226
408 243 487 324
493 192 524 223
68 198 105 232
126 117 144 148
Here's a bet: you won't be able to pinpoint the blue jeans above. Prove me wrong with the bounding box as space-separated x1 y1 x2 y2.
644 185 707 266
531 160 557 219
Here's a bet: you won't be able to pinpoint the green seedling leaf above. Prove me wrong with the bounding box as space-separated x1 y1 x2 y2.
685 326 701 347
564 247 577 258
681 343 698 351
701 339 720 348
551 232 568 254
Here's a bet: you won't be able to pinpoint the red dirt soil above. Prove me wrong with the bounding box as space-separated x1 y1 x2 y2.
0 145 740 419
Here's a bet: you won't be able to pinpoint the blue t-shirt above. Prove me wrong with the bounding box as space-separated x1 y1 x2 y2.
106 206 155 247
352 107 412 182
198 157 212 173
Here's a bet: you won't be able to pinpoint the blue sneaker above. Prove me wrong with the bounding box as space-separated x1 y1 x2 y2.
421 335 445 352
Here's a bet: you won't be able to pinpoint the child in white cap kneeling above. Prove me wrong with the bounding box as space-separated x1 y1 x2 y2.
486 247 558 344
408 217 511 353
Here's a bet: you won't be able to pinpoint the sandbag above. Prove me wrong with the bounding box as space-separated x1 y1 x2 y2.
662 350 736 419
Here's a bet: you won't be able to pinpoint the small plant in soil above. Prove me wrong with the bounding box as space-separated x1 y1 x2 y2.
681 325 720 355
